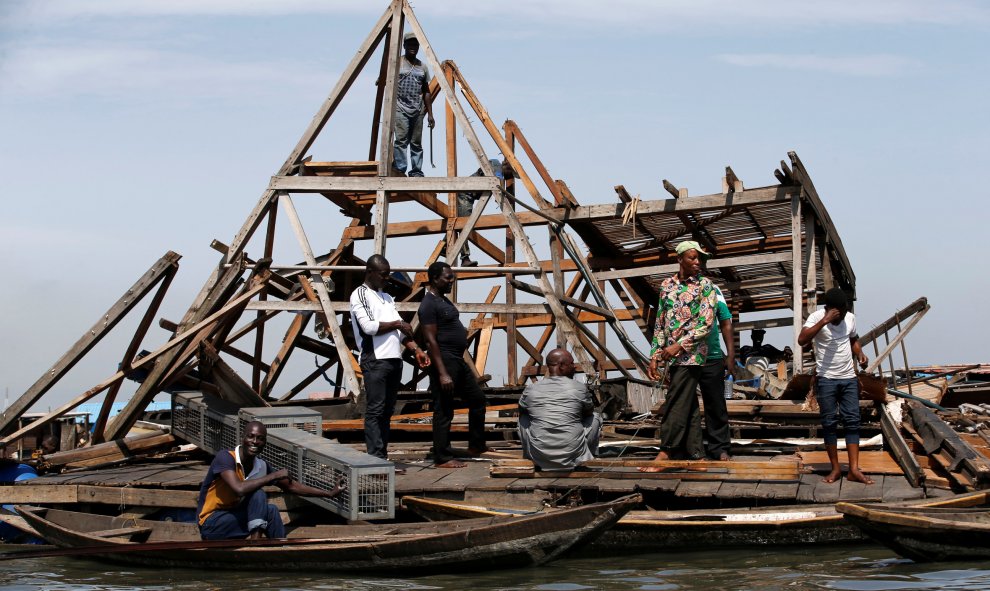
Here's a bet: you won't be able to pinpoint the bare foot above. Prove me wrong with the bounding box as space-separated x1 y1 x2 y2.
436 460 467 469
467 446 491 457
822 470 842 484
847 470 875 485
716 452 731 462
638 451 671 473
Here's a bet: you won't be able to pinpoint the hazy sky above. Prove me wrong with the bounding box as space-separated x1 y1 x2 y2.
1 1 988 411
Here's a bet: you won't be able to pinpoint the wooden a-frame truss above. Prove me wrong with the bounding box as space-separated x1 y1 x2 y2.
1 0 861 447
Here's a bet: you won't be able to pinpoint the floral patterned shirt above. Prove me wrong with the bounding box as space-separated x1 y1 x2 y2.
650 273 717 366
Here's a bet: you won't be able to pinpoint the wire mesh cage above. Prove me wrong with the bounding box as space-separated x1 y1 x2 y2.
267 428 394 520
172 391 239 453
237 406 322 442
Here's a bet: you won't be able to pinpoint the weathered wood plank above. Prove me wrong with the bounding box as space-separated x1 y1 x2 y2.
674 481 722 498
753 481 800 500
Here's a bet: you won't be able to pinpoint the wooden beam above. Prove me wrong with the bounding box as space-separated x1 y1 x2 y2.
594 251 793 281
270 175 500 193
791 195 803 373
92 261 178 444
3 280 267 447
259 312 312 397
0 252 181 435
279 193 360 395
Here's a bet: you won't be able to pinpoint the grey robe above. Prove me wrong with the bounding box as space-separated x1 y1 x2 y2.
518 376 602 470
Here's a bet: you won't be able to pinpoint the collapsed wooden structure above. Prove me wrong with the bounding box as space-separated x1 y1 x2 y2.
0 0 864 452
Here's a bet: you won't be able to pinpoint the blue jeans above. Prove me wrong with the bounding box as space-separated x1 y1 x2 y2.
199 489 285 540
393 110 425 176
816 377 861 446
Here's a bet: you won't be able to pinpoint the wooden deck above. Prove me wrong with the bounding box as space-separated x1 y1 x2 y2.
5 448 928 509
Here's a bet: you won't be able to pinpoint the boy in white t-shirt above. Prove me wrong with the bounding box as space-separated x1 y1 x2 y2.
798 288 872 485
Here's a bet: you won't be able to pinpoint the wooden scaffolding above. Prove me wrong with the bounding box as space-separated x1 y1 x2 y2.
0 0 857 449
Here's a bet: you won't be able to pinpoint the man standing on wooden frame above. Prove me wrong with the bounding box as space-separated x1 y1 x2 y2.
418 262 488 468
392 32 435 177
641 241 717 469
350 255 430 466
697 284 735 461
798 287 873 485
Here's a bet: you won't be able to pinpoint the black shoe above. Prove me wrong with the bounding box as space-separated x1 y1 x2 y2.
460 257 479 267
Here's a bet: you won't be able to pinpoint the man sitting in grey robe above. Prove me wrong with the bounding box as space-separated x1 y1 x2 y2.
518 348 602 470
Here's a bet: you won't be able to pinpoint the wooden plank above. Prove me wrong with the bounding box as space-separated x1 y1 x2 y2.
791 194 803 371
753 480 800 500
838 475 884 502
259 312 311 397
795 473 820 503
0 251 182 434
593 252 793 281
674 481 721 498
881 475 925 502
104 253 252 441
88 526 154 539
271 175 500 193
879 405 924 486
279 194 360 395
810 475 841 503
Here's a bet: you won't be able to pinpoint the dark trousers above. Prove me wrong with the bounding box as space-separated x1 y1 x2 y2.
816 377 861 446
430 353 487 463
659 365 704 459
361 358 403 459
199 489 285 540
698 358 731 457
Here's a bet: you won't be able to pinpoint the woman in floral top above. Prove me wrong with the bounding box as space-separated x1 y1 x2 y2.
641 241 717 469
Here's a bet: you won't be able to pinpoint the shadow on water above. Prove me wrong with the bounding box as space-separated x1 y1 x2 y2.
3 544 990 591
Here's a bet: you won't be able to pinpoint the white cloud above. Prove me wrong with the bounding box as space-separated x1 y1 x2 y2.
0 43 330 100
6 0 988 29
714 53 922 77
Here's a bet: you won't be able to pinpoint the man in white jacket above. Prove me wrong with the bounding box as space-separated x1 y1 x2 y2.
349 255 429 461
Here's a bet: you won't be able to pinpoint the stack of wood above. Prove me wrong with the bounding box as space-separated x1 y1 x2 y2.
903 404 990 490
39 429 176 472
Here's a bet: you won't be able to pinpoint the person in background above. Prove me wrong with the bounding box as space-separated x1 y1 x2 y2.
798 288 873 485
518 348 601 470
697 285 734 461
641 241 717 469
455 159 514 267
392 32 435 177
418 262 488 468
197 422 345 540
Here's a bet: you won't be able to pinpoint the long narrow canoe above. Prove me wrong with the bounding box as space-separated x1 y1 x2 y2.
836 501 990 562
13 494 639 573
403 491 987 554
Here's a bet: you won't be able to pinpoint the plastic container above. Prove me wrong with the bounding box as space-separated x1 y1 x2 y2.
724 375 735 399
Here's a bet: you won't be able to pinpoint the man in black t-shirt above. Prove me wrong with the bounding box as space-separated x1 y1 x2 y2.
418 262 488 468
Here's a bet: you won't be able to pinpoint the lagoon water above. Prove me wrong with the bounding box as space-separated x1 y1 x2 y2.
3 544 990 591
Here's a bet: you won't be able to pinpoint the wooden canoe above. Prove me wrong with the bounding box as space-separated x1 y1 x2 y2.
836 501 990 562
403 491 988 554
12 494 639 572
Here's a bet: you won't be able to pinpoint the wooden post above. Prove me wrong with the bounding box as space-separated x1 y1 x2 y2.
791 195 803 373
445 63 458 263
91 264 178 444
897 318 913 395
504 123 518 385
374 3 404 255
803 211 817 315
279 193 361 395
